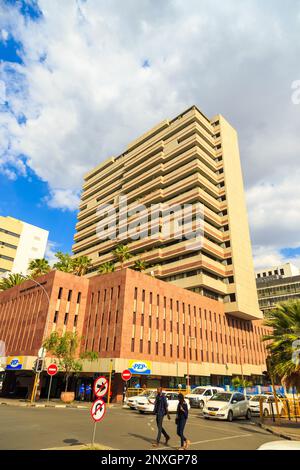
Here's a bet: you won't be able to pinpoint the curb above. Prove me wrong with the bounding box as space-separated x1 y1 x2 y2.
0 401 90 409
254 420 299 441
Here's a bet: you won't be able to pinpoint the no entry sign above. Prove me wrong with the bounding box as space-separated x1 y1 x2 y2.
90 398 106 422
121 369 132 381
47 364 58 376
93 376 108 398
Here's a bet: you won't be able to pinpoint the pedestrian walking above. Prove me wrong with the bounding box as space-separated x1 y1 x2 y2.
176 393 190 450
86 383 92 401
79 383 85 401
152 387 170 447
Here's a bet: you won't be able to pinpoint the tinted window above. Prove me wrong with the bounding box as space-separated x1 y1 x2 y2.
204 390 212 396
211 393 231 402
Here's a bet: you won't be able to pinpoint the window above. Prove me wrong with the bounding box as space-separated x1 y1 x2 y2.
74 315 78 327
53 311 58 323
131 338 134 352
64 313 68 325
77 292 81 303
67 290 72 302
58 287 63 299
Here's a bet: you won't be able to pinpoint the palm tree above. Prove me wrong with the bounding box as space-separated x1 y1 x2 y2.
53 252 74 273
98 262 115 274
132 259 148 272
263 300 300 391
0 273 26 291
28 258 50 277
113 244 132 269
72 256 92 276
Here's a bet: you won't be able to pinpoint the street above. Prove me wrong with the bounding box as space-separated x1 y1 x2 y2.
0 405 284 450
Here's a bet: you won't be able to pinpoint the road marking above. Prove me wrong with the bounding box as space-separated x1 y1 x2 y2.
159 433 253 449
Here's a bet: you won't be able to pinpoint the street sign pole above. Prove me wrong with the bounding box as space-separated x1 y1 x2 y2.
91 421 97 447
47 375 53 402
107 360 113 405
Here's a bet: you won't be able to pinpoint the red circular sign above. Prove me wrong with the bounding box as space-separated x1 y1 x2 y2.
90 398 106 422
121 369 132 381
47 364 58 376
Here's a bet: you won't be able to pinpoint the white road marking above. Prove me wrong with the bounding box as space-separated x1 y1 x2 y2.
159 433 253 449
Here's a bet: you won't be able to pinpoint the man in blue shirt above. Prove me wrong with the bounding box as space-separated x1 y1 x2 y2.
152 387 170 447
79 383 85 401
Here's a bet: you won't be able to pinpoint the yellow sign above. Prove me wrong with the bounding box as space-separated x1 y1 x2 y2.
128 360 152 375
6 356 24 370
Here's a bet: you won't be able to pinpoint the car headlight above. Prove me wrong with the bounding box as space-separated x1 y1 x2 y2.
219 406 228 411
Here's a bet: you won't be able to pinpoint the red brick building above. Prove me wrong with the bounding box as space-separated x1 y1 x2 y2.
0 269 269 401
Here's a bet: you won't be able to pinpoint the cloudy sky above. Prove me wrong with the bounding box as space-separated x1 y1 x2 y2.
0 0 300 268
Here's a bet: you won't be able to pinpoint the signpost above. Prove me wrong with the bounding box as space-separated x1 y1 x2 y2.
121 369 132 382
47 363 58 402
90 377 107 446
121 369 132 404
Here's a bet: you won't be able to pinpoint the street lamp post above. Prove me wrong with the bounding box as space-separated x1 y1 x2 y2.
240 342 246 396
19 275 51 403
186 336 196 392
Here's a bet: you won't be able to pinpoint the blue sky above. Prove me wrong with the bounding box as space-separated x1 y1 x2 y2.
0 0 300 267
0 0 76 255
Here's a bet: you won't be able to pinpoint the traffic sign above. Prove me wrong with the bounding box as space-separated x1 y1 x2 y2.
90 398 106 422
93 376 108 398
47 363 58 376
121 369 132 381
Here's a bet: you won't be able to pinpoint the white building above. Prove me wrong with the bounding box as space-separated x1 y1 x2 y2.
0 216 48 276
255 262 300 280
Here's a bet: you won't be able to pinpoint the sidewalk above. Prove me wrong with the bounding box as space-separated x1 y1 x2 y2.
256 418 300 441
0 397 91 408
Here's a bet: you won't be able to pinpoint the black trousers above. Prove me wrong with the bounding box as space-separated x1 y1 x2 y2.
156 414 169 443
176 417 187 446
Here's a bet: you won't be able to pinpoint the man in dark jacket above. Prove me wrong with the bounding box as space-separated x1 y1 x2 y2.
152 387 170 447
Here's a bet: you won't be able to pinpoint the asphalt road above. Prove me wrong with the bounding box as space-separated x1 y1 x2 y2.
0 405 284 450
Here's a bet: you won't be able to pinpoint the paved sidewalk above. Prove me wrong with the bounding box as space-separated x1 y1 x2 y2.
0 398 91 408
256 418 300 441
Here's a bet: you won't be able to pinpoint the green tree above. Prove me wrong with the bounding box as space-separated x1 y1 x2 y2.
98 261 115 274
28 258 51 277
132 259 148 272
231 377 253 389
263 300 300 391
43 331 98 392
72 255 92 276
53 252 74 273
113 244 132 269
0 273 26 291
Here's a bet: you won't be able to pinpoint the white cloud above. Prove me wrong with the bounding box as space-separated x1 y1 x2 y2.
45 240 59 265
0 0 300 263
44 189 80 212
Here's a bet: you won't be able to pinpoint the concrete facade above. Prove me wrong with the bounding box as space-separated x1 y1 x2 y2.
73 106 261 321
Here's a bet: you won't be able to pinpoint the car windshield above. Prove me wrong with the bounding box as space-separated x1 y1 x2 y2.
191 388 206 394
250 395 266 402
210 393 231 402
138 390 152 397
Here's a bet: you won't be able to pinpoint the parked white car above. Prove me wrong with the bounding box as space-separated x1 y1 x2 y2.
136 391 190 414
126 389 156 409
185 386 224 409
257 440 300 450
249 394 284 417
203 391 251 421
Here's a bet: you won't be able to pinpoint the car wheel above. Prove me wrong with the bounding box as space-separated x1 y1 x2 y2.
263 409 269 417
245 409 251 420
199 400 205 410
139 410 145 414
227 410 233 422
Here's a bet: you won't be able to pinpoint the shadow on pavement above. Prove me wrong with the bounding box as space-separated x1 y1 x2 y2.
63 438 84 446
